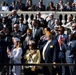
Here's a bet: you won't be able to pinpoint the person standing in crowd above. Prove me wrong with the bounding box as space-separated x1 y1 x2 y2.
63 14 73 29
11 24 22 39
26 0 32 6
36 1 45 11
26 0 34 11
1 17 12 32
31 19 43 43
2 28 12 49
9 1 16 11
22 28 33 44
24 40 41 75
55 3 60 11
59 0 65 11
0 32 8 75
38 31 59 75
47 13 55 31
21 28 33 63
54 19 60 28
15 0 25 11
65 2 72 11
36 12 46 28
47 1 55 11
72 2 75 11
71 21 76 34
57 26 68 75
39 27 51 43
0 1 9 11
7 37 22 75
7 10 19 30
18 17 28 34
66 33 76 75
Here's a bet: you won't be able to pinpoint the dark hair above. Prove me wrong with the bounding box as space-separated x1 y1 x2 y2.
46 27 50 31
69 33 76 41
49 1 54 7
58 26 65 31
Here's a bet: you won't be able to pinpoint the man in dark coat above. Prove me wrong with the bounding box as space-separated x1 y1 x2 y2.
0 32 8 75
15 0 25 11
38 31 59 75
31 19 43 43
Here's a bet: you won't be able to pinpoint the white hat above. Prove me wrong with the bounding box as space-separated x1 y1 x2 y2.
14 37 20 42
49 13 54 16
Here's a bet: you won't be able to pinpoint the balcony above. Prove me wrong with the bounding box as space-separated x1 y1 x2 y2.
0 11 76 25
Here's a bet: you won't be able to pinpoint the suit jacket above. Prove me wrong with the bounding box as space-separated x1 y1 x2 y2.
32 27 43 43
40 39 59 63
18 23 28 34
8 14 19 28
3 34 12 48
22 35 33 49
47 18 55 30
0 39 7 63
57 34 68 59
0 23 3 31
11 30 22 39
57 34 68 44
67 40 76 59
66 40 76 75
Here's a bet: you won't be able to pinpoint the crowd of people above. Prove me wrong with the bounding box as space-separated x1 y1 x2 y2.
0 0 76 75
0 8 76 75
0 0 76 11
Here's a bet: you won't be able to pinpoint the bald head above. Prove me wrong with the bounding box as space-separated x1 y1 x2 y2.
13 24 19 31
11 10 17 16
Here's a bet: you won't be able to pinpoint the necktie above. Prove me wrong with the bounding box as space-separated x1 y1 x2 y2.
42 40 51 60
58 35 63 50
58 35 63 46
19 24 23 31
33 28 36 38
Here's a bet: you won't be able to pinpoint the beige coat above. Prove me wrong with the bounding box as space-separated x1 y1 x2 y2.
24 49 41 70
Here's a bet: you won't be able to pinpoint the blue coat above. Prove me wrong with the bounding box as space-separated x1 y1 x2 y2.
39 39 59 63
66 40 76 75
57 34 68 59
66 40 76 63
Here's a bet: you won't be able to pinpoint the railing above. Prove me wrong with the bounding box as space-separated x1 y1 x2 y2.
0 63 76 75
0 63 76 66
0 11 76 25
